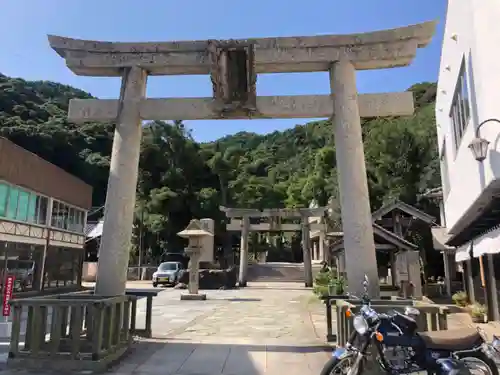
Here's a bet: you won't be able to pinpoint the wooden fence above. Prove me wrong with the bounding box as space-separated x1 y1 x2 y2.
8 292 136 372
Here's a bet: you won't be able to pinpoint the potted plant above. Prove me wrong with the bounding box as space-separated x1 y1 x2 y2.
470 303 487 323
452 291 469 307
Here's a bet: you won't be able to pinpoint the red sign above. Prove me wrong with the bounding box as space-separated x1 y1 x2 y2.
2 276 15 317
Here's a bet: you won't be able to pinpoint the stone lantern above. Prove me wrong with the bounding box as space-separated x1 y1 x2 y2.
177 219 213 300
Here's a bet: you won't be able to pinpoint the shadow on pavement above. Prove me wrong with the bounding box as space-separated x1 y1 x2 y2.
246 285 309 292
225 298 262 302
113 339 330 375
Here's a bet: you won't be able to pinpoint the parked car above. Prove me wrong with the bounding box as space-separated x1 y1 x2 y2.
0 259 35 292
152 261 183 287
161 252 189 269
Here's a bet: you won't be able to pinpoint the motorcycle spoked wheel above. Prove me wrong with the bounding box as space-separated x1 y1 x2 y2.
320 353 362 375
457 352 499 375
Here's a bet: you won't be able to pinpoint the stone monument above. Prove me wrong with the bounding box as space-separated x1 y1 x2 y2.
177 219 213 300
48 21 436 297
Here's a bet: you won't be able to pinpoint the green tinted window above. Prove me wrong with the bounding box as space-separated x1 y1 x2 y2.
16 190 30 221
27 193 37 222
0 184 8 217
6 188 19 219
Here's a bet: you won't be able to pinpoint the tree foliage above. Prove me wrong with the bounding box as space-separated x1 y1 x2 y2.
0 73 440 263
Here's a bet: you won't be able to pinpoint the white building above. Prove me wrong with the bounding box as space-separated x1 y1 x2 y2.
436 0 500 320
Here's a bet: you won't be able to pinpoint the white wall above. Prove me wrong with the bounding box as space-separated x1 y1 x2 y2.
436 0 500 230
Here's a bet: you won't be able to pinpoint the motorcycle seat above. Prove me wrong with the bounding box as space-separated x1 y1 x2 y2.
419 328 483 351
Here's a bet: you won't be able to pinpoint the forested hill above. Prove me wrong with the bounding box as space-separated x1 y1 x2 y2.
0 73 440 255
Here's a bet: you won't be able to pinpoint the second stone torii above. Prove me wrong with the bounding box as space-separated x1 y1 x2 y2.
220 206 328 287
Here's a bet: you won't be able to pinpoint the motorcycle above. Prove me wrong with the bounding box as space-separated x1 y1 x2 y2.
320 276 500 375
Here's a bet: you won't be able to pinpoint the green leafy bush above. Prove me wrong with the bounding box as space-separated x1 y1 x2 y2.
452 291 468 307
470 302 486 317
313 267 347 296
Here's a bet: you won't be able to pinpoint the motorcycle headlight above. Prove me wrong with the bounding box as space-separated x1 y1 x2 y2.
353 315 369 335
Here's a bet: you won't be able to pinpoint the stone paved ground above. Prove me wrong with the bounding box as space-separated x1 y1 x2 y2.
110 282 331 375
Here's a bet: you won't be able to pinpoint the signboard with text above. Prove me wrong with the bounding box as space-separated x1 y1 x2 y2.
2 275 15 317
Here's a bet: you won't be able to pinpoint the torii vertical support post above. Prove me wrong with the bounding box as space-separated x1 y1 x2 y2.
301 216 313 287
330 60 380 298
238 216 250 287
95 67 148 296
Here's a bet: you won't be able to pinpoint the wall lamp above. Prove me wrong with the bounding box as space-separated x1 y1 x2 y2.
469 118 500 162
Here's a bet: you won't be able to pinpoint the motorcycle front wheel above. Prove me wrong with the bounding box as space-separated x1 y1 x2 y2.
320 353 361 375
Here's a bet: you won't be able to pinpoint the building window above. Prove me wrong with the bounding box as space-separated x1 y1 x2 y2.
0 184 7 217
0 182 50 226
33 195 48 225
6 188 19 219
51 200 85 233
450 58 471 149
0 182 85 232
0 242 44 294
43 247 83 289
440 141 450 198
16 190 30 222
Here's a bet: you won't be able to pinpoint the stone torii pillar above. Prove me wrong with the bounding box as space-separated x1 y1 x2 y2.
96 67 147 296
238 216 250 286
301 215 313 287
330 60 379 297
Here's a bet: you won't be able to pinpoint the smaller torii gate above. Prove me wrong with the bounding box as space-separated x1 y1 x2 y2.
220 206 328 287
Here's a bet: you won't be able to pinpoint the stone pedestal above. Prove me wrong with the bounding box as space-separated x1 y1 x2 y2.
238 216 250 287
329 60 379 297
181 247 207 300
95 67 147 296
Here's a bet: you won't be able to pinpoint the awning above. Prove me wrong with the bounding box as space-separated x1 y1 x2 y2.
470 226 500 258
86 221 103 241
431 227 454 251
455 243 471 262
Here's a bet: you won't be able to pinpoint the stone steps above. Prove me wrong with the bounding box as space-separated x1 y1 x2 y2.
247 262 305 282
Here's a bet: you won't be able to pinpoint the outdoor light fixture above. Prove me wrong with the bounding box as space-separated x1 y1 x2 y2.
468 118 500 162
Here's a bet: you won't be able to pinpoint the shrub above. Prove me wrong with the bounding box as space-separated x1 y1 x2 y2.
470 302 487 318
334 276 346 295
452 291 468 307
313 267 336 296
313 267 347 296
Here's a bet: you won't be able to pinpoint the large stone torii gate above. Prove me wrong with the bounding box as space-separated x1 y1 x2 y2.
49 21 435 297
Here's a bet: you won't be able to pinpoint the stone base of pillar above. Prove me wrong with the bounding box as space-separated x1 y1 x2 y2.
180 293 207 301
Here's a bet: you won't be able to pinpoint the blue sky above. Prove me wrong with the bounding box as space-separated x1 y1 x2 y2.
0 0 446 142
